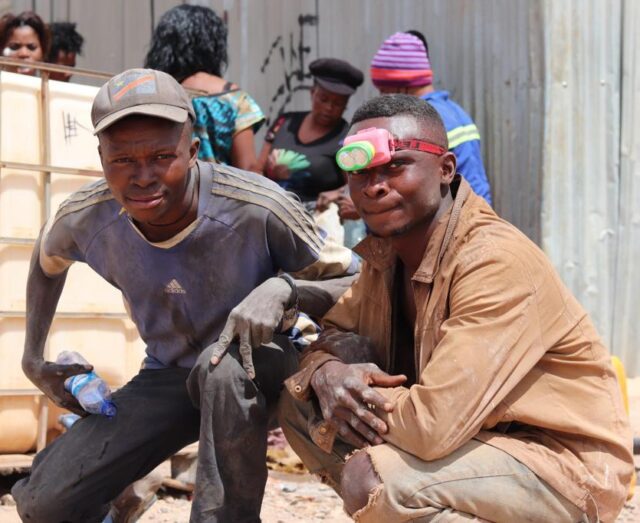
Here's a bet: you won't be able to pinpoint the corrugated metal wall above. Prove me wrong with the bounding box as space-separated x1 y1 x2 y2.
2 0 546 241
219 0 546 243
613 0 640 374
2 0 639 374
315 0 546 244
540 0 623 357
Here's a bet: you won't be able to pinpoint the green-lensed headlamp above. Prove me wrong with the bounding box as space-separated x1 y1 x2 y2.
336 141 376 171
336 127 447 172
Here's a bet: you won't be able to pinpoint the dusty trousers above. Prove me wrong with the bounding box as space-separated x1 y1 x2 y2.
278 390 589 523
12 336 299 523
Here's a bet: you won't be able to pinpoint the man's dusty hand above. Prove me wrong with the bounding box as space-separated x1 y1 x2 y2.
315 188 344 213
209 277 293 378
24 358 93 416
310 361 406 448
336 194 360 221
265 151 291 181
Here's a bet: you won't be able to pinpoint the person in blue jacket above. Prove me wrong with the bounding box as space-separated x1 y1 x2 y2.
370 30 492 205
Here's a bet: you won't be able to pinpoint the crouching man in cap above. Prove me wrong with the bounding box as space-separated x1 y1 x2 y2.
279 94 633 522
12 68 359 522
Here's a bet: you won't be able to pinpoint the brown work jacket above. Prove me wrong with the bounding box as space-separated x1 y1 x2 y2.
291 177 633 521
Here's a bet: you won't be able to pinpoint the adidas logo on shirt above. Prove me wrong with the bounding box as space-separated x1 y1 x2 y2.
164 279 186 294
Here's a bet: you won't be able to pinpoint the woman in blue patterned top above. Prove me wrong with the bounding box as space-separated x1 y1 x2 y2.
145 4 264 171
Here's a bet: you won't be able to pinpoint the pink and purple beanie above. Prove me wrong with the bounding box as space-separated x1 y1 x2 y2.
370 32 432 89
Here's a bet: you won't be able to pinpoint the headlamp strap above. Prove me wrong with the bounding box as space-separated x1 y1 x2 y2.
393 139 446 156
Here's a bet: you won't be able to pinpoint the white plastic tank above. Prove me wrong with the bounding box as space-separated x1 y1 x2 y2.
0 71 145 453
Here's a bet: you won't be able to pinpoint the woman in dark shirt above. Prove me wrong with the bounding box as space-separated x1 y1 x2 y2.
258 58 363 208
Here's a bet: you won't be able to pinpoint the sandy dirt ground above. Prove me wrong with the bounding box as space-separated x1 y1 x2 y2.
2 378 640 522
135 471 351 523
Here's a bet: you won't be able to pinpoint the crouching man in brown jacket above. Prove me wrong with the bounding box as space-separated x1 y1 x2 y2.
278 94 633 522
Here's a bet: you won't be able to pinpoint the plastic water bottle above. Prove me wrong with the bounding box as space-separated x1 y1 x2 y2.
340 186 367 249
343 219 367 249
56 351 117 418
59 413 81 429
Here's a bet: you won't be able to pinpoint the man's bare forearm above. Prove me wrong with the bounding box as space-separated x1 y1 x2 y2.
303 328 382 366
294 274 357 319
23 236 68 376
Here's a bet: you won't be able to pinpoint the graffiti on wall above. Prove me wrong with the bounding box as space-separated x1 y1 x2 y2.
62 111 93 144
260 14 318 126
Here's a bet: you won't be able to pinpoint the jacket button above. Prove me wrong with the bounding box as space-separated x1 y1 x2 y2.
319 426 328 435
294 385 302 393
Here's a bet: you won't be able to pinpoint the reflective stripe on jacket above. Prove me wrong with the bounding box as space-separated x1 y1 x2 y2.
422 91 492 205
447 123 481 148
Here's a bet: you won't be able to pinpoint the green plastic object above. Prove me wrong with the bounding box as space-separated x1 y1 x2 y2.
273 148 311 171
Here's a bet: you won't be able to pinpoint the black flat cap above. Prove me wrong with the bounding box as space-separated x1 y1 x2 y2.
309 58 364 96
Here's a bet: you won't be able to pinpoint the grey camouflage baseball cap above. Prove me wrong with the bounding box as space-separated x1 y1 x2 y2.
91 68 195 134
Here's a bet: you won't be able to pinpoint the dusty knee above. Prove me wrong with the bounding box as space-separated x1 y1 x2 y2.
187 345 246 406
193 342 240 378
340 450 382 516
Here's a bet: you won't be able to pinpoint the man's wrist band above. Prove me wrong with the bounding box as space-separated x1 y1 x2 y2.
278 273 298 310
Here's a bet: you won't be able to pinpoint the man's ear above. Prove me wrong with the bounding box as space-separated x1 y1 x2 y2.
440 151 456 183
189 138 200 168
97 144 104 165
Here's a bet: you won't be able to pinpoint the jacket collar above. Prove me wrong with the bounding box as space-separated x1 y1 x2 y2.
354 176 471 283
422 90 449 102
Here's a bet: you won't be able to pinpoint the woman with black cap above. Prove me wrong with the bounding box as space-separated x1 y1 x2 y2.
258 58 363 208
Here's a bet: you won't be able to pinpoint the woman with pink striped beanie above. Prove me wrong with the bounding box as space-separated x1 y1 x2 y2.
370 31 492 204
371 31 434 91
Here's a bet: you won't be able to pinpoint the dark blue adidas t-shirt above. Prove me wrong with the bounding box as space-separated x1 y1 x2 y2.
41 161 355 368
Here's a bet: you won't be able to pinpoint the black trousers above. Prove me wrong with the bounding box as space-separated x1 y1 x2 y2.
12 336 299 523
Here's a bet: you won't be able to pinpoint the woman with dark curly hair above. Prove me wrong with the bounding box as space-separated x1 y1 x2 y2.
0 11 49 76
145 4 264 171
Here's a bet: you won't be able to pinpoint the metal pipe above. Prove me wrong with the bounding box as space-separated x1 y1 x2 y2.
40 71 52 230
36 396 48 452
0 57 209 97
0 57 113 80
37 71 54 454
0 236 36 246
0 161 102 178
0 389 43 397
